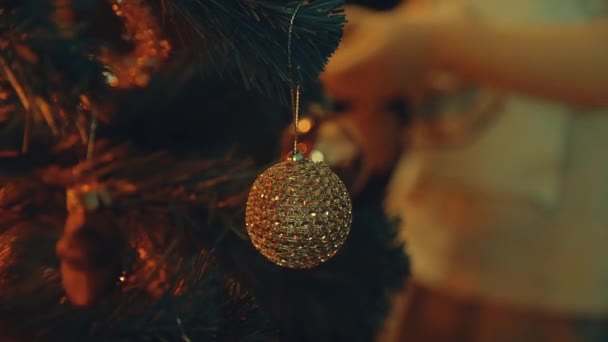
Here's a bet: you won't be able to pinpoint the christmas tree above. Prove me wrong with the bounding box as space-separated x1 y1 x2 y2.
0 0 407 340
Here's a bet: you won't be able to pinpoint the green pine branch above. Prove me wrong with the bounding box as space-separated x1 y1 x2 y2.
157 0 345 101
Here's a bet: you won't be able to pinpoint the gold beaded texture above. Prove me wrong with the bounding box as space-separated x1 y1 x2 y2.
246 159 352 269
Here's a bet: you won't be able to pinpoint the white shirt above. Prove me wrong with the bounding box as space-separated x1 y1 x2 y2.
386 0 608 315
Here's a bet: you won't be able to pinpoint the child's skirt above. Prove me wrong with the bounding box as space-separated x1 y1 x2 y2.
379 282 608 342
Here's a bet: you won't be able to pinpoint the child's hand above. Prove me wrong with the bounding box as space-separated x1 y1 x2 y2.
321 5 438 108
315 108 403 196
322 4 470 109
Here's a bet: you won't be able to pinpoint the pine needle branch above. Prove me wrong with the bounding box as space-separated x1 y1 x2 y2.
156 0 345 101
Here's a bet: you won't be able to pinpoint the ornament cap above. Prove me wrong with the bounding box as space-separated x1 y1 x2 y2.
291 150 305 162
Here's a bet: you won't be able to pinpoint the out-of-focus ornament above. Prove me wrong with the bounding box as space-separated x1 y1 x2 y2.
55 184 125 306
246 153 352 269
245 1 351 269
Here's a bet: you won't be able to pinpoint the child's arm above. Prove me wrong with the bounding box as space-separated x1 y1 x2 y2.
323 6 608 108
436 18 608 107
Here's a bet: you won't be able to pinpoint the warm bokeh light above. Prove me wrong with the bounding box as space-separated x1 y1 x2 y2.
297 118 313 133
310 149 324 162
297 142 308 153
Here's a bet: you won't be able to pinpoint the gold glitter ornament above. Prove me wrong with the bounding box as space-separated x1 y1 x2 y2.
246 155 352 269
245 1 351 268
